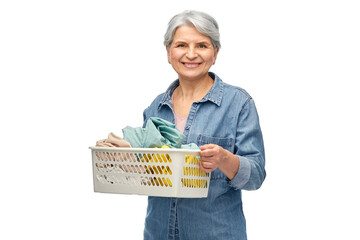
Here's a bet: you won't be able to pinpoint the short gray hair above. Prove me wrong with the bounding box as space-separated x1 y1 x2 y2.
164 10 221 49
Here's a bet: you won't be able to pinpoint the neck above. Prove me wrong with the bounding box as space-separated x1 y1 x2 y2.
175 74 214 102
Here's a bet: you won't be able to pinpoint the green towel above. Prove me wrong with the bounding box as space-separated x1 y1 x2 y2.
122 117 199 149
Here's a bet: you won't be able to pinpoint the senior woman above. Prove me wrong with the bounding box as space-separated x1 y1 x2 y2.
142 10 266 240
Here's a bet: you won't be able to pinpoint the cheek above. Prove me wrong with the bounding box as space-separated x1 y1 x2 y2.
206 52 216 63
170 50 181 61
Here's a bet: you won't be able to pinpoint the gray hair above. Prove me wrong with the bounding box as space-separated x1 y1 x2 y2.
164 10 221 49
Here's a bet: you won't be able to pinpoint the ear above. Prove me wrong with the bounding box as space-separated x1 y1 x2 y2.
166 46 171 64
213 48 220 65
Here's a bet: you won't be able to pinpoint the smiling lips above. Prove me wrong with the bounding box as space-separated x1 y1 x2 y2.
183 62 201 68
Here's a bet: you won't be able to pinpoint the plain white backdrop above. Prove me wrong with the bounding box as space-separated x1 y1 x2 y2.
1 0 359 239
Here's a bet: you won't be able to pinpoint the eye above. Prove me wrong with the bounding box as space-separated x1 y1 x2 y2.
199 44 207 48
177 44 185 48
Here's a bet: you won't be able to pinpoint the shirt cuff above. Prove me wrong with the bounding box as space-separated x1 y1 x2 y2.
229 156 251 190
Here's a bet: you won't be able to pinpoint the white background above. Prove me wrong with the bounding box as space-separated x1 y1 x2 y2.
1 0 359 239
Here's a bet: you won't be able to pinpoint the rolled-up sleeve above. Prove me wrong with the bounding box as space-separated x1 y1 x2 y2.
229 98 266 190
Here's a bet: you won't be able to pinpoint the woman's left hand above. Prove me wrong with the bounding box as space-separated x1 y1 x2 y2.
199 144 239 180
199 144 227 172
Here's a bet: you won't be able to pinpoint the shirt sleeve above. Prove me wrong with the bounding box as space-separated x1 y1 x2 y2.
229 98 266 190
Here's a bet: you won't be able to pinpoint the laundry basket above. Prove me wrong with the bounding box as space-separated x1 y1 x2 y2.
89 147 211 198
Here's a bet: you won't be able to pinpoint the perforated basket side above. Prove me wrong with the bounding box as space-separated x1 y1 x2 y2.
177 153 211 198
90 147 207 197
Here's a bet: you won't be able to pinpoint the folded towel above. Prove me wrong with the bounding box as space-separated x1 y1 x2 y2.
96 132 131 148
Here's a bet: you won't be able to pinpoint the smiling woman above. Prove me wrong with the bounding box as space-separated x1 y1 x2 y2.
167 25 219 83
142 10 266 240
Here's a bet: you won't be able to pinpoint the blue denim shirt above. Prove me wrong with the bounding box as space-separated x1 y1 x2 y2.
143 72 266 240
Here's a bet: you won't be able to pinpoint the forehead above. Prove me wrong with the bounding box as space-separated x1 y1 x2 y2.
173 25 212 43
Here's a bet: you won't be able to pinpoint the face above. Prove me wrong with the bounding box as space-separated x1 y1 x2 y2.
167 25 219 82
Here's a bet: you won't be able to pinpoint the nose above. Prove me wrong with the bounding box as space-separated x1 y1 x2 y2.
186 46 198 59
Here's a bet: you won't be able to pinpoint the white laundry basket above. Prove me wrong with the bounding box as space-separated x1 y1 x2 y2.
90 147 211 198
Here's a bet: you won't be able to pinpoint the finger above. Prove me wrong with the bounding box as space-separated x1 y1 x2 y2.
200 161 216 171
200 149 215 158
199 155 214 164
200 144 211 149
200 144 216 151
199 162 213 173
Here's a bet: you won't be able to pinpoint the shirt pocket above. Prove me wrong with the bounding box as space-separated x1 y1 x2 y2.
197 135 235 181
197 134 234 152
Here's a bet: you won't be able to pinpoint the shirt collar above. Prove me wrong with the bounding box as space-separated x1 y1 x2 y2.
158 72 224 110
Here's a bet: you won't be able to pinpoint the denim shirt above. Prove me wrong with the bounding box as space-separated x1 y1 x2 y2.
143 72 266 240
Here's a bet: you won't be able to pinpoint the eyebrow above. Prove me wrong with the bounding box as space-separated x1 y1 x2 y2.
197 41 212 45
173 40 212 45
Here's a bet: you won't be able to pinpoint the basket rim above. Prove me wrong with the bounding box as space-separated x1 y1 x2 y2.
89 146 200 153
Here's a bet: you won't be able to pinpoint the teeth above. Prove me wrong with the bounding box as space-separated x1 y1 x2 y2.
184 63 199 66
